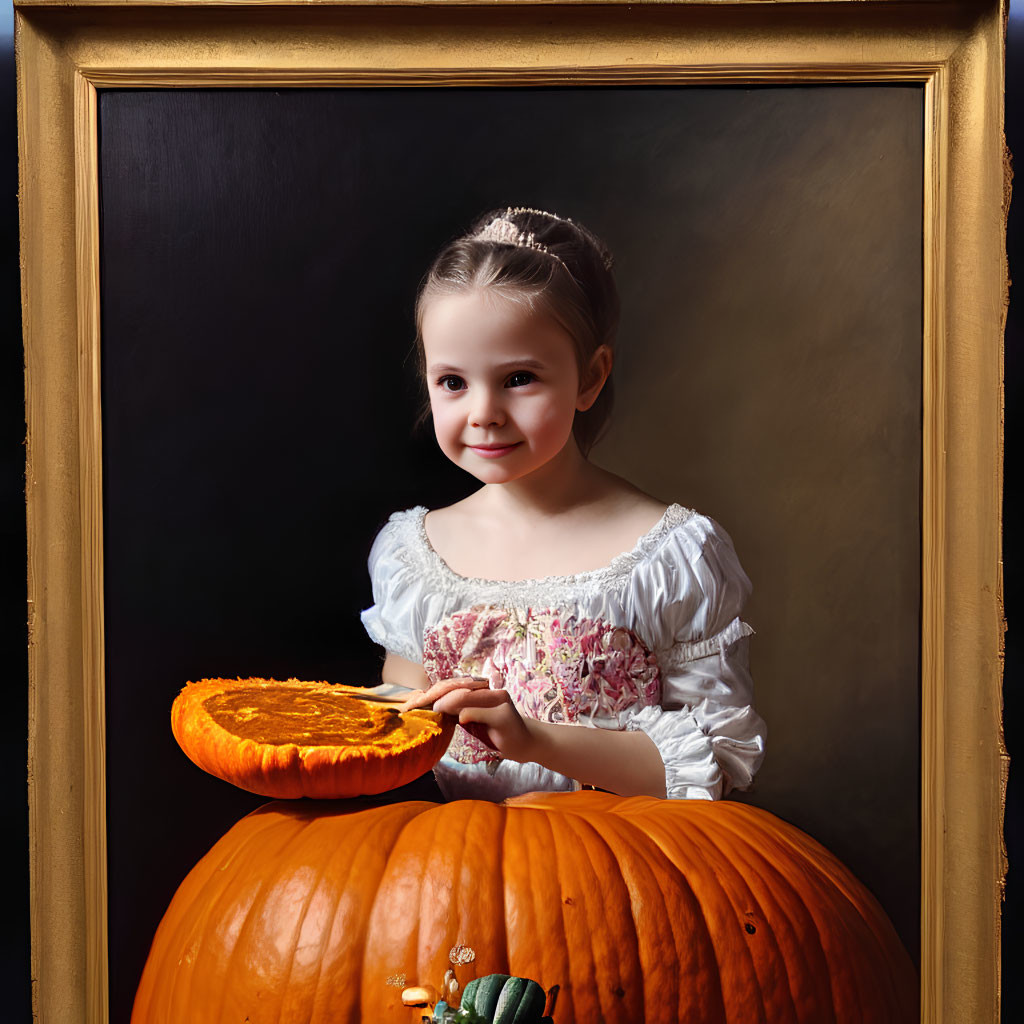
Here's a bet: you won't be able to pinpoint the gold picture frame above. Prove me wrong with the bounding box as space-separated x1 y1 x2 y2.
16 1 1007 1021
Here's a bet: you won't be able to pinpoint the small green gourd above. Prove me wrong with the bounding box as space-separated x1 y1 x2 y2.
459 974 551 1024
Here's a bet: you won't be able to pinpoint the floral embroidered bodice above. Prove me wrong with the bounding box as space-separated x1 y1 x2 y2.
423 604 662 766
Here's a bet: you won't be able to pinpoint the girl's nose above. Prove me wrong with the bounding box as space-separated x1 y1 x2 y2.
469 388 505 428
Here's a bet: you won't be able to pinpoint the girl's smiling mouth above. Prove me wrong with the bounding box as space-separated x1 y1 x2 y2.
467 442 523 459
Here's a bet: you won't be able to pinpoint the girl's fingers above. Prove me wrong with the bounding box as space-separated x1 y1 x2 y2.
395 688 428 712
397 676 488 712
433 687 510 716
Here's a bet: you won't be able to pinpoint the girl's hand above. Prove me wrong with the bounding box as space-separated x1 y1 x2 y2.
399 678 536 763
400 678 666 795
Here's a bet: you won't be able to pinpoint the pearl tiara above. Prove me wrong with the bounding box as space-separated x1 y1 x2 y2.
471 207 614 271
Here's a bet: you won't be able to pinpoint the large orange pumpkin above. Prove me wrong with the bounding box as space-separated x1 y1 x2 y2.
171 678 454 798
131 791 917 1023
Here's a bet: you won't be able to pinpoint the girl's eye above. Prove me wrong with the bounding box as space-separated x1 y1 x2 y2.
437 375 466 393
506 371 535 388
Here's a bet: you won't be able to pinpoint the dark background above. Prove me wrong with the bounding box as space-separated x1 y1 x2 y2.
4 11 1021 1024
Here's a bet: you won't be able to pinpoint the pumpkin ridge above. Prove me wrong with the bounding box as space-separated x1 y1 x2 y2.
493 800 511 977
502 802 566 1016
307 813 390 1024
547 807 600 1023
577 811 663 1019
422 803 463 980
131 813 276 1021
307 802 428 1024
281 808 345 1024
586 806 722 1023
174 811 299 1019
167 809 304 1024
644 802 837 1021
679 808 819 1024
472 800 513 978
293 831 350 1024
309 806 366 1024
577 810 677 1022
267 817 334 1024
713 817 833 1023
468 800 513 976
203 811 307 1019
214 806 325 1024
362 802 442 1019
432 800 510 987
704 808 849 1022
622 806 737 1024
555 807 646 1021
740 807 916 1011
359 801 445 1016
699 808 886 1022
712 808 829 1022
274 810 364 1024
246 806 379 1023
713 807 900 1017
621 807 778 1024
534 804 579 1017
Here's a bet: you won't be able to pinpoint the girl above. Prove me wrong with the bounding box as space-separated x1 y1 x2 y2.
361 206 765 801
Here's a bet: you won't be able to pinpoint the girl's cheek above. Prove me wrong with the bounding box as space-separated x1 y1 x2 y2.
535 401 576 428
429 398 456 427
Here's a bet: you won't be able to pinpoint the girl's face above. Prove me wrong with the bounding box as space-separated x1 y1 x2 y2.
421 289 603 486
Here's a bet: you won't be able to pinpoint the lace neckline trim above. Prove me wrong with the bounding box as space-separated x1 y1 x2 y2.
406 502 695 589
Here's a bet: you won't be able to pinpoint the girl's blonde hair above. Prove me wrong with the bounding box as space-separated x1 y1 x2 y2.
414 207 620 455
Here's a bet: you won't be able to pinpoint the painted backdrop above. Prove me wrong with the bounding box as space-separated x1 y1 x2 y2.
97 85 922 1021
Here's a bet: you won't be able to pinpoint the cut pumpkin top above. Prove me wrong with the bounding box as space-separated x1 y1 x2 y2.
172 677 454 799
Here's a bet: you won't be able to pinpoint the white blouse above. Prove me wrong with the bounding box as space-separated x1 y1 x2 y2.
360 504 766 802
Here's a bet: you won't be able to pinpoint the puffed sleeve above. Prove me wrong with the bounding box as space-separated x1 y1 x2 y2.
360 511 432 664
626 515 766 800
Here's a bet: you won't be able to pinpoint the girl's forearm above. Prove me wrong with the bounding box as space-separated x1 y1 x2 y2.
522 720 667 798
